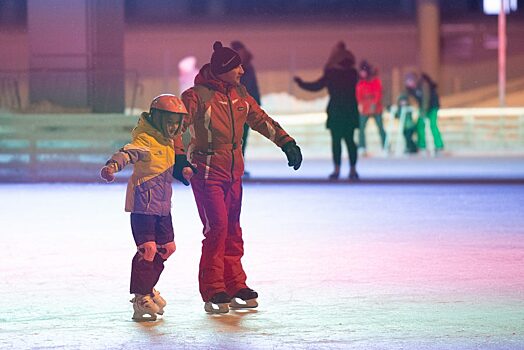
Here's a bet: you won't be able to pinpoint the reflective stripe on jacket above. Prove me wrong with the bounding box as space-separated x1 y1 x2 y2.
182 64 294 182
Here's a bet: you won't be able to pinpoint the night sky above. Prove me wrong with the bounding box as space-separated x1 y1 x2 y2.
0 0 522 26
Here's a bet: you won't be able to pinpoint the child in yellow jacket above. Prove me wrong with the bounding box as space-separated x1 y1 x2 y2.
100 94 196 321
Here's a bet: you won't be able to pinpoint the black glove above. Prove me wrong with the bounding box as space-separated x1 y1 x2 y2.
281 141 303 170
172 154 198 186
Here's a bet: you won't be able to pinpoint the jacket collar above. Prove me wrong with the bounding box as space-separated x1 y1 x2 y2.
194 63 236 94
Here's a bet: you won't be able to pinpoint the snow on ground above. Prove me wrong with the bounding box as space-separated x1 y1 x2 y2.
0 159 523 349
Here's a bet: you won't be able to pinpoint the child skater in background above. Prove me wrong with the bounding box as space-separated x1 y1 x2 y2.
100 94 196 321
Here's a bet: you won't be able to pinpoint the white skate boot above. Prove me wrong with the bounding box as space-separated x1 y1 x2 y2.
204 292 230 314
152 289 166 315
230 288 258 309
130 294 160 321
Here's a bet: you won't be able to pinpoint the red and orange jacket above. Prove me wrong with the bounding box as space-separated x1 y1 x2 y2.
356 77 383 116
181 64 294 182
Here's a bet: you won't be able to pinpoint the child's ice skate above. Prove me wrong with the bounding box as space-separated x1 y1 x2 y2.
130 294 160 321
230 288 258 309
204 292 231 314
152 289 166 315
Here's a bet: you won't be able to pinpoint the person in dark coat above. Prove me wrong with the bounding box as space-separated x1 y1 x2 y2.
294 41 359 180
231 41 261 177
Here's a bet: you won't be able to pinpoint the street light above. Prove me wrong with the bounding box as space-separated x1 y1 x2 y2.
483 0 517 14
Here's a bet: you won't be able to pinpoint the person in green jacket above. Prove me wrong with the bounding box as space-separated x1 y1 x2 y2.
404 72 444 154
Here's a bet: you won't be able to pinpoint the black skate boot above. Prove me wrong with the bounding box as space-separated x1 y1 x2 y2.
204 291 231 314
230 288 258 309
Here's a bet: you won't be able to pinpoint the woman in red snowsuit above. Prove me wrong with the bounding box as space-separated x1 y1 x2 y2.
181 42 302 313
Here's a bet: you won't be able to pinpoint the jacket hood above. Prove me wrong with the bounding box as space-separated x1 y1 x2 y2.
132 112 170 143
194 63 235 94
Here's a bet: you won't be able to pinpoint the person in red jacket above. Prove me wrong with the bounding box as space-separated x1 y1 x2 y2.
356 60 386 155
181 41 302 314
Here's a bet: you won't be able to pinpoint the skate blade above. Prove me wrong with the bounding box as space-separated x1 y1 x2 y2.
230 297 258 309
132 312 158 322
204 302 229 314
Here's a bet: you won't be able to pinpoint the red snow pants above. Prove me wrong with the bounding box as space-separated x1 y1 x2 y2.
191 176 248 302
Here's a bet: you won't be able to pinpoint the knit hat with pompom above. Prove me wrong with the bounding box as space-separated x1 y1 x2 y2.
210 41 242 75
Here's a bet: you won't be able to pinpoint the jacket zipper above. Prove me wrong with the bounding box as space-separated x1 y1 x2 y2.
227 93 236 180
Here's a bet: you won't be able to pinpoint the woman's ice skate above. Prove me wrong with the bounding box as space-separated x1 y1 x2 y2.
130 294 160 321
328 172 340 181
204 292 231 314
230 288 258 309
152 289 166 315
349 166 359 181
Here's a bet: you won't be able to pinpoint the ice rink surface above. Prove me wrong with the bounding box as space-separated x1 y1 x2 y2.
1 158 523 349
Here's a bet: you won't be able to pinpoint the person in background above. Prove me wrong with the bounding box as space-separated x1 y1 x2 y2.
294 41 359 180
404 72 444 155
395 93 418 154
356 60 386 156
230 40 261 178
178 56 199 95
182 41 302 314
178 56 200 148
100 94 195 321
